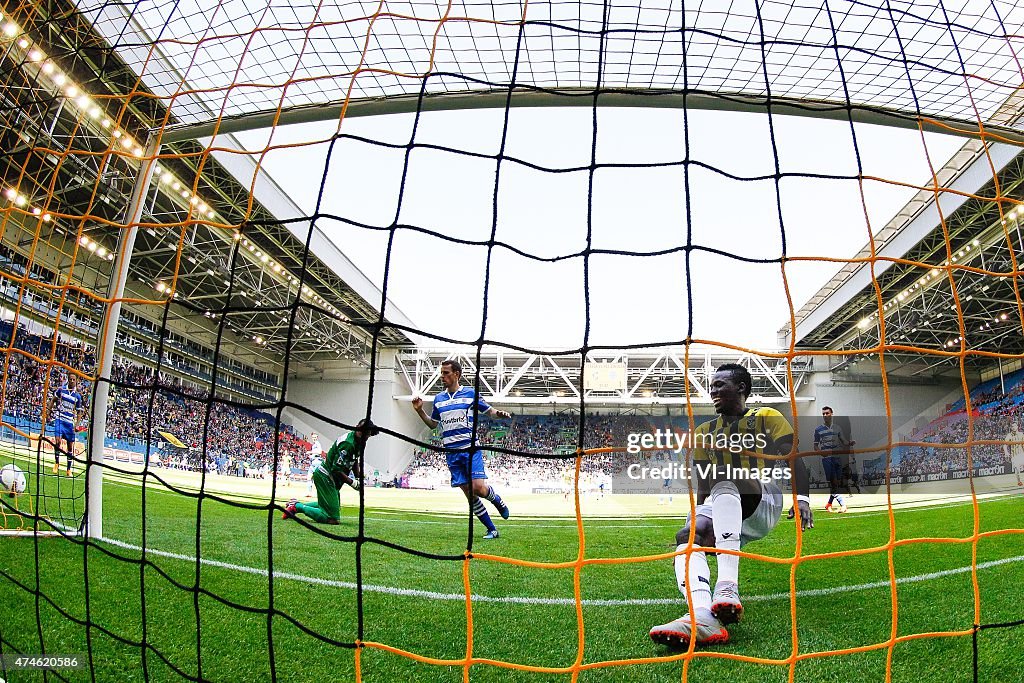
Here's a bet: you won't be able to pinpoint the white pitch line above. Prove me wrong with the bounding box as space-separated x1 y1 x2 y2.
307 491 1021 528
95 536 1024 607
353 493 1023 528
102 479 1023 529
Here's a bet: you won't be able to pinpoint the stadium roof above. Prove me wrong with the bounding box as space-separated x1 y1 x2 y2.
2 0 417 375
76 0 1024 145
780 121 1024 378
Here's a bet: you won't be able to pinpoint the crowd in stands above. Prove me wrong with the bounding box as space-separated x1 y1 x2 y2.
404 447 621 492
105 363 311 476
405 401 1023 490
0 320 94 423
864 375 1024 480
403 414 651 489
0 321 309 477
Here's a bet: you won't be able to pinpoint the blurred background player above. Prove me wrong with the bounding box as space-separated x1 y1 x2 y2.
816 406 854 512
657 454 674 506
307 433 323 497
411 359 512 539
49 373 85 476
1004 419 1024 487
842 455 861 494
279 450 292 488
283 420 378 525
649 363 812 647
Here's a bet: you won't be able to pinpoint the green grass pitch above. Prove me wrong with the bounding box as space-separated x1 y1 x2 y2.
1 458 1022 682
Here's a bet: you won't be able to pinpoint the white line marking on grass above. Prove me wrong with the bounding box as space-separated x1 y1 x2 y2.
102 478 1021 528
95 536 1024 607
368 518 668 528
101 481 663 528
334 493 1024 528
743 554 1024 603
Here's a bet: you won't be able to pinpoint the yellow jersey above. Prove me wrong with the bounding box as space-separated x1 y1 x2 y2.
691 406 794 471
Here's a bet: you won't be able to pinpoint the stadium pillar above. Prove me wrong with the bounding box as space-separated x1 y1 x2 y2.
85 134 161 539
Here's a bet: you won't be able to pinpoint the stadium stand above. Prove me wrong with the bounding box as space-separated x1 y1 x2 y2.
0 321 310 477
863 370 1024 482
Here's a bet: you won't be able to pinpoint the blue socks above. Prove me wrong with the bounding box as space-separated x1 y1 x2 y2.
471 499 496 532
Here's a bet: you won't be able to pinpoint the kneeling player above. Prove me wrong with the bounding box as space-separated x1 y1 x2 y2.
283 419 378 524
649 364 812 647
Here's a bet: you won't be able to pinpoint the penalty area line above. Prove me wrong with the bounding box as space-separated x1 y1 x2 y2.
95 536 1024 607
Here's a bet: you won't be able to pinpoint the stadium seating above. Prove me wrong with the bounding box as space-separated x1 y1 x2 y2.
866 369 1024 480
0 322 309 477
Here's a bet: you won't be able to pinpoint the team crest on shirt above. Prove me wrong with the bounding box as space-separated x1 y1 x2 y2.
747 413 757 431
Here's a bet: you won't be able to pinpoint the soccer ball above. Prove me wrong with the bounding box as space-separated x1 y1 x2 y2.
1 464 27 496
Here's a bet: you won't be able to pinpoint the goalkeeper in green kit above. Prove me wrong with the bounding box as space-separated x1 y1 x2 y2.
282 419 380 524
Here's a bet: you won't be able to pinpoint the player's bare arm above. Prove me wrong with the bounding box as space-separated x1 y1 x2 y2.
785 436 813 530
337 470 361 489
412 396 438 429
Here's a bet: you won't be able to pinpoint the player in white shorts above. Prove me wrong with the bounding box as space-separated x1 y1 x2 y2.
687 482 784 549
649 364 813 647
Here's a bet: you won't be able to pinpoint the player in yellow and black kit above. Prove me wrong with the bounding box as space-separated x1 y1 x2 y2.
282 419 379 525
650 363 812 647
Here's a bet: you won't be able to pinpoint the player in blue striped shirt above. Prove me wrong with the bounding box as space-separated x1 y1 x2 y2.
412 360 512 539
49 374 85 476
815 406 853 513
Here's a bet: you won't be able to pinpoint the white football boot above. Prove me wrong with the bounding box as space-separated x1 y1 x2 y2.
711 580 743 624
649 607 729 646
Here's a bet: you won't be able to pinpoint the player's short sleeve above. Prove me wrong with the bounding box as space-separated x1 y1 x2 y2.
476 392 492 414
762 409 794 449
430 398 440 421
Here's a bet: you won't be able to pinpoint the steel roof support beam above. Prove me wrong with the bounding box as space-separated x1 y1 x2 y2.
159 90 1024 147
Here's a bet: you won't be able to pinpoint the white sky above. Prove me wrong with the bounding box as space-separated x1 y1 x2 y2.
234 108 963 351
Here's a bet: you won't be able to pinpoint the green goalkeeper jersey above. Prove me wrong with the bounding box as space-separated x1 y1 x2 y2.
318 431 360 484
